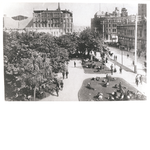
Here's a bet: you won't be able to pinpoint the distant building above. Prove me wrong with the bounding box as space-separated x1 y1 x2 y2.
3 3 73 36
117 16 147 54
117 4 147 54
91 7 142 44
138 4 147 19
91 7 133 43
26 3 73 36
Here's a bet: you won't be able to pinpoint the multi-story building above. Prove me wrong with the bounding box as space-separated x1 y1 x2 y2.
27 3 73 36
138 4 147 19
117 4 147 54
91 7 132 43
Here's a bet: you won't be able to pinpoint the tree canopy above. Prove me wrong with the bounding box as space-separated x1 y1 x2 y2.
3 28 104 100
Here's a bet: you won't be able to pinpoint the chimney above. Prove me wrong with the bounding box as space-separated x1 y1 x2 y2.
58 3 60 10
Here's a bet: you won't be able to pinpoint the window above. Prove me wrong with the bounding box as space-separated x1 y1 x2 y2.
113 29 116 32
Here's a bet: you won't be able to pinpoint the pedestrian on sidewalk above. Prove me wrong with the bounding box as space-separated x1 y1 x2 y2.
127 54 129 58
54 78 60 89
116 55 117 61
66 70 69 78
110 64 113 75
111 68 113 75
74 61 76 67
114 67 117 73
135 75 139 86
55 86 59 97
132 60 134 66
62 71 65 79
119 66 122 74
139 75 143 84
106 57 108 63
60 80 64 90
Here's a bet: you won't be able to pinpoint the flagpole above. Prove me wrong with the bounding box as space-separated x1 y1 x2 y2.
134 14 137 73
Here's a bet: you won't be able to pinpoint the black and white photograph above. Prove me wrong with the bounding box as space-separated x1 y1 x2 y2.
0 1 150 150
3 2 147 101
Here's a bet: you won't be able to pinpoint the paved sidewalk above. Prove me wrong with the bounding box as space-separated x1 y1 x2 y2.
108 46 146 76
42 60 86 101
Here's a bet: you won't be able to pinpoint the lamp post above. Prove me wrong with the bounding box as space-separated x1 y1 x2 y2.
103 21 104 40
134 14 137 73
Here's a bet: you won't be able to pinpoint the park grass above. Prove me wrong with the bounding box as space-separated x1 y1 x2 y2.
82 61 111 74
78 77 145 101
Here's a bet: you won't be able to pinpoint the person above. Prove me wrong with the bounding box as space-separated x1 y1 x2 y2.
106 57 108 63
62 71 65 79
60 80 64 90
119 66 122 74
114 67 117 73
55 86 59 97
110 64 113 75
74 61 76 67
111 68 113 75
139 75 143 84
66 71 69 78
133 60 134 66
97 66 100 72
127 54 129 58
54 78 60 89
96 92 103 100
135 75 139 86
116 55 117 61
87 82 94 90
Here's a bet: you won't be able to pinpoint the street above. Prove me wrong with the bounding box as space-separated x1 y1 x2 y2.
108 46 146 76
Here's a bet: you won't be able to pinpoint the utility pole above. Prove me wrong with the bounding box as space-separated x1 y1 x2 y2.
103 20 104 41
134 14 137 73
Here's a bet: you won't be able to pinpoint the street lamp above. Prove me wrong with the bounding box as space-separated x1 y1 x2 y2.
134 14 138 73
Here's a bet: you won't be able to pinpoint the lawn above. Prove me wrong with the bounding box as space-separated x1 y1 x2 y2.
78 77 146 101
82 60 111 74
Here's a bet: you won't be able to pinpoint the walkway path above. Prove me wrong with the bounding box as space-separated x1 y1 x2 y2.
41 59 147 101
108 46 146 76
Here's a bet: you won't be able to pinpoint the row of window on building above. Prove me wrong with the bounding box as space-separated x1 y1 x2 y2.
34 12 71 18
34 23 72 28
118 29 146 37
34 18 73 23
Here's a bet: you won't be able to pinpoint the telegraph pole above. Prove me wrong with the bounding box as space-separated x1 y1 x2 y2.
134 14 137 73
103 20 104 41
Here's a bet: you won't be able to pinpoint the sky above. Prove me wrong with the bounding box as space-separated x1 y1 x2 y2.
2 1 138 26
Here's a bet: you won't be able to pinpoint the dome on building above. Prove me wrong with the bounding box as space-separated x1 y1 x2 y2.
95 11 105 18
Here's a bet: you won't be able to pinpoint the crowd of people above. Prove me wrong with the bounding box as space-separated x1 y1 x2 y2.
87 73 146 101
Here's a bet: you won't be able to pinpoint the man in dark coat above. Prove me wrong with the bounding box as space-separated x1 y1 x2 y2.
66 71 69 78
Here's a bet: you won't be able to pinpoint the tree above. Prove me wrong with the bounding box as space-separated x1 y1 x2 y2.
4 31 70 100
78 28 103 58
55 33 79 58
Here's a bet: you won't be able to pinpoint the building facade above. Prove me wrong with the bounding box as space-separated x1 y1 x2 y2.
117 20 146 52
91 7 132 43
138 4 147 19
117 4 147 54
29 3 73 36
